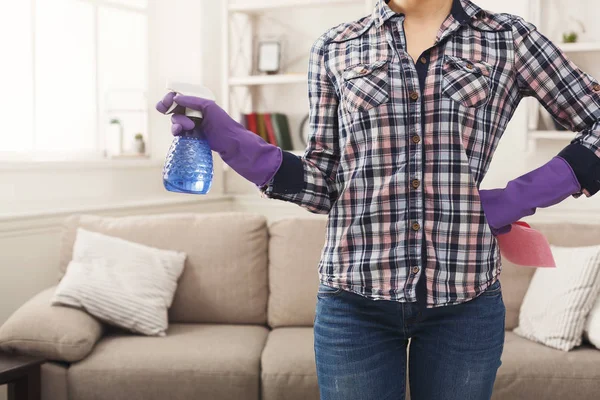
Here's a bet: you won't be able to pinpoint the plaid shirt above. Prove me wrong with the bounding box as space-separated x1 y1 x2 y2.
259 0 600 307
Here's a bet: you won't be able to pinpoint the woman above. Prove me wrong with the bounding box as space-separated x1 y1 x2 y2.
157 0 600 398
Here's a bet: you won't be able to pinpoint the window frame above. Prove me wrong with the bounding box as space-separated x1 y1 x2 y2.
1 0 150 163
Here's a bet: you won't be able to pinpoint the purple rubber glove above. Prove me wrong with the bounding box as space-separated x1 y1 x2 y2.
156 92 283 187
479 156 581 236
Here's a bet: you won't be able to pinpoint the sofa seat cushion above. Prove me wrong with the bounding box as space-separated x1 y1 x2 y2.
261 328 319 400
493 332 600 399
68 324 268 400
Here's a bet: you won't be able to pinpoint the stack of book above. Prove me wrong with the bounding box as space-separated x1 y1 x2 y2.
240 113 295 150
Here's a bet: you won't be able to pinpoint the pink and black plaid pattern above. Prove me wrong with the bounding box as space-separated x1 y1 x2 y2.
259 0 600 307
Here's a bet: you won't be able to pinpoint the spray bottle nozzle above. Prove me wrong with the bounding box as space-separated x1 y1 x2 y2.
165 81 217 119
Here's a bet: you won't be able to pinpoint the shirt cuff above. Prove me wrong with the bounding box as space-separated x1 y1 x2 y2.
557 142 600 196
259 150 305 196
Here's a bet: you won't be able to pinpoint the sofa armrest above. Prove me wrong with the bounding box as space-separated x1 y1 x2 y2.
0 286 104 362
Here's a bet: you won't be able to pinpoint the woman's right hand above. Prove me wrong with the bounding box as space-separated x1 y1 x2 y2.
155 92 283 188
155 92 238 138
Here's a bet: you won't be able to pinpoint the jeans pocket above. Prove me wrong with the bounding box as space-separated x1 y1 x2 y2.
480 279 502 297
317 283 344 298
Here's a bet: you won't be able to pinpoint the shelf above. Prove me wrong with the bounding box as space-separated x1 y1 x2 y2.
229 74 307 86
559 42 600 53
529 130 575 140
229 0 364 13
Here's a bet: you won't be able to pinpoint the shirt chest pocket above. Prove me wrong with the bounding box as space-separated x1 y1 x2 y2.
341 60 390 114
442 55 492 108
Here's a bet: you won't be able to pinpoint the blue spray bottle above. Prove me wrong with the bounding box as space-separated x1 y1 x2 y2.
163 82 215 195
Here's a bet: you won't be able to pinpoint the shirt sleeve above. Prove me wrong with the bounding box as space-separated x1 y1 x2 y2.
512 15 600 196
257 33 341 214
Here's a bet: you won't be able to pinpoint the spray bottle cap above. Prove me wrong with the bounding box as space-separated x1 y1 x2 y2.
165 81 216 119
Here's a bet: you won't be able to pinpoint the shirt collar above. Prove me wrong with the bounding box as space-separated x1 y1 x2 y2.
373 0 483 29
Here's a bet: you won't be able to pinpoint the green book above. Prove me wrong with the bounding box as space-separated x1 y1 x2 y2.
271 113 294 151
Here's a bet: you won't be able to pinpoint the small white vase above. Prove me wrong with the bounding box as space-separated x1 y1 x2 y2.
134 138 146 155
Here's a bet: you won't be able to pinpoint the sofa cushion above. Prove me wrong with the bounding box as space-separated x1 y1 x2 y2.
54 229 187 336
493 332 600 399
268 217 327 328
68 324 268 400
498 259 535 331
500 222 600 331
585 294 600 349
0 287 103 362
261 328 319 400
514 244 600 351
530 222 600 248
60 213 269 325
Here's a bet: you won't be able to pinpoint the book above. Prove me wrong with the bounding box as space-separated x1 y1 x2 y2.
263 113 278 145
246 113 258 136
271 113 294 151
256 113 270 142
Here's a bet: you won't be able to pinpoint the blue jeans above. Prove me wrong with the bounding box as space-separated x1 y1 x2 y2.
314 279 505 400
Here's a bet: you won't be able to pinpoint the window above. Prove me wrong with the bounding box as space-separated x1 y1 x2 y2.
0 0 148 160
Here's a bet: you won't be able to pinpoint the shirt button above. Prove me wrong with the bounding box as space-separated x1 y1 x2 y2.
360 68 368 74
412 135 421 144
410 91 419 101
411 179 421 189
466 63 474 70
412 222 421 231
412 266 420 274
420 56 427 64
593 84 600 92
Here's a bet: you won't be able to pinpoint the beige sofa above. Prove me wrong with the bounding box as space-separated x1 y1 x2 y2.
1 212 600 400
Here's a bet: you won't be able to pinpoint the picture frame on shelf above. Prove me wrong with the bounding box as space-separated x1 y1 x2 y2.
256 39 282 75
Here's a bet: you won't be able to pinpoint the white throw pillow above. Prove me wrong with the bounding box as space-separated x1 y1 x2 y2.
52 228 186 336
584 295 600 349
514 244 600 351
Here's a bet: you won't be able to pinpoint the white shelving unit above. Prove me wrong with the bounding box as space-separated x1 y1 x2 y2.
228 0 368 13
529 130 576 140
229 73 308 87
560 42 600 53
526 0 600 151
221 0 373 158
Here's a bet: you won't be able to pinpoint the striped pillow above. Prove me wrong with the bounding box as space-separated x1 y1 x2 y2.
52 228 187 336
584 295 600 349
514 244 600 351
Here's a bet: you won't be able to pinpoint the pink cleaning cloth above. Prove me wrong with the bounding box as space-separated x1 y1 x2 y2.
496 221 556 268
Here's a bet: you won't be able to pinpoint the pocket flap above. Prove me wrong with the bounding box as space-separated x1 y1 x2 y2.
343 60 389 81
443 55 491 77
